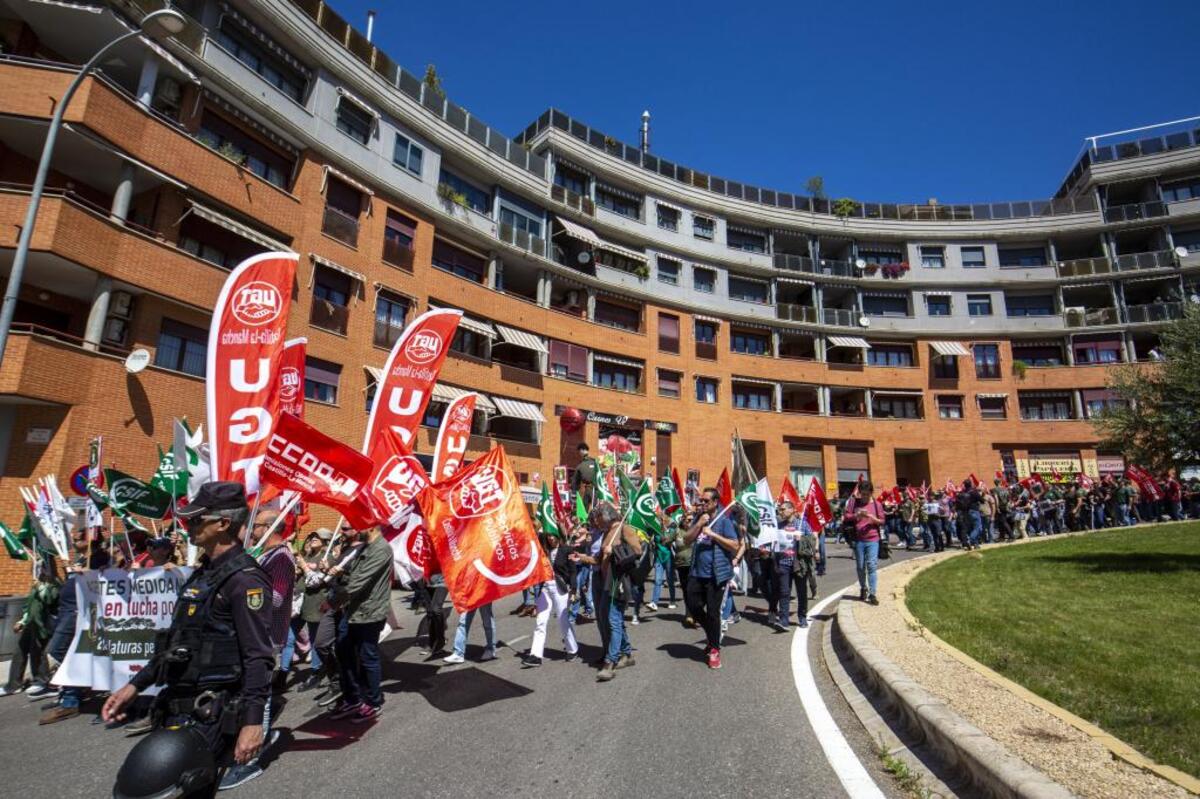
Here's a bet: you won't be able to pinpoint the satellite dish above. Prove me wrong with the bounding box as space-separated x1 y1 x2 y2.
124 348 150 374
855 258 867 269
1175 246 1189 258
859 316 871 327
577 250 592 264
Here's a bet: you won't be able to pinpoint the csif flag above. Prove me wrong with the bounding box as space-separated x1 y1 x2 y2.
537 482 561 537
656 475 683 523
151 444 187 497
594 468 617 507
432 392 477 482
1 513 33 560
206 252 297 494
416 446 551 613
627 479 663 541
574 492 588 524
103 468 173 518
616 469 637 511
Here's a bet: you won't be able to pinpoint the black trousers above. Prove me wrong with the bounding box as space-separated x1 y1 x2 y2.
994 512 1013 541
676 565 695 620
686 576 727 652
314 610 341 688
417 586 449 652
5 626 50 689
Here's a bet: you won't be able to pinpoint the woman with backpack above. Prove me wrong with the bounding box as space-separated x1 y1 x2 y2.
843 482 884 605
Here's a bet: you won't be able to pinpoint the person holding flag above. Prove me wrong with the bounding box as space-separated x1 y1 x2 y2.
0 558 60 699
682 486 741 670
521 508 580 668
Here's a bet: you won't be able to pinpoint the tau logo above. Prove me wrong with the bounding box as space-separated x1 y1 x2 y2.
404 331 442 364
231 281 282 327
450 402 473 423
278 367 300 401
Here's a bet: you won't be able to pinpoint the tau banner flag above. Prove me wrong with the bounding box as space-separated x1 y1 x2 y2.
416 447 552 614
260 413 381 530
277 337 307 419
206 252 298 494
53 566 192 693
432 392 477 482
381 511 432 586
368 428 430 526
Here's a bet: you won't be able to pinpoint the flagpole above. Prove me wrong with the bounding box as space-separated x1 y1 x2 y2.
322 515 346 565
243 491 262 549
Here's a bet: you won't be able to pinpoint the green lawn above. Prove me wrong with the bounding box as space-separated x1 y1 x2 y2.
906 524 1200 779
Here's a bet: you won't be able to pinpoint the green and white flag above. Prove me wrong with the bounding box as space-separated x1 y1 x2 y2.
0 513 32 560
87 480 148 533
627 479 663 541
575 492 588 524
102 468 172 520
151 444 187 497
616 469 637 512
656 475 683 524
173 419 210 501
538 482 561 537
595 469 617 507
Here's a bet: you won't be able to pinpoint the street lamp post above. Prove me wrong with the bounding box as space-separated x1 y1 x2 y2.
0 8 186 371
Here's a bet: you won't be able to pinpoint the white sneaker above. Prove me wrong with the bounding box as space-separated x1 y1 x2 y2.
630 616 640 625
646 602 658 611
442 653 464 664
720 619 729 633
666 603 677 609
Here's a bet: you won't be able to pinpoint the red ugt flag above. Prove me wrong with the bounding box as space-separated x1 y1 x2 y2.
277 337 307 419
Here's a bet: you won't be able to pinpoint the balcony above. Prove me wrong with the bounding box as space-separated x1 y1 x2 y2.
814 258 858 278
322 206 359 247
550 184 595 216
777 303 818 323
382 238 415 270
497 222 546 258
1056 249 1175 279
695 341 717 360
1104 200 1168 223
823 308 859 327
774 253 814 273
1126 302 1184 324
310 298 350 335
1063 307 1119 327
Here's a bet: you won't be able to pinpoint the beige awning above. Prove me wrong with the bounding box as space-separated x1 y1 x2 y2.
977 393 1009 399
427 304 495 338
655 199 683 214
187 201 291 252
556 216 602 248
492 396 546 422
364 365 382 382
593 352 644 369
321 164 374 197
431 384 497 413
493 323 547 353
336 86 380 120
929 341 970 357
777 277 815 286
873 389 923 397
828 335 871 349
310 253 365 284
597 240 647 264
924 290 952 297
693 314 723 324
732 376 778 387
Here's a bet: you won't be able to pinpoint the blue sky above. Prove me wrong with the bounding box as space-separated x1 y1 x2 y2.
335 0 1200 204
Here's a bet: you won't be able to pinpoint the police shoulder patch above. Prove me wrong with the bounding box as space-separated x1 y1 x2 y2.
246 587 264 611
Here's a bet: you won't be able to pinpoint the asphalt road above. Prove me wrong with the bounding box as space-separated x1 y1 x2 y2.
0 541 931 798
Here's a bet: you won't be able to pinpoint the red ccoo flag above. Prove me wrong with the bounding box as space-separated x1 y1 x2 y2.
777 476 802 507
802 478 833 532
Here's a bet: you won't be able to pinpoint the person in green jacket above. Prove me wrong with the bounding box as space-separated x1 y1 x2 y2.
1 561 61 697
326 527 392 723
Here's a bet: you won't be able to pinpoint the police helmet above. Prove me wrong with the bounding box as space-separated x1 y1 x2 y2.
113 727 216 799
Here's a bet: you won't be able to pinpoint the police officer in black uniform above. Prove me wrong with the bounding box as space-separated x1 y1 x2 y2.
104 482 275 797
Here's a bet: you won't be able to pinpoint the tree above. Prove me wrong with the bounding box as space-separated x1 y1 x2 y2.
423 64 444 98
1094 303 1200 473
805 176 826 199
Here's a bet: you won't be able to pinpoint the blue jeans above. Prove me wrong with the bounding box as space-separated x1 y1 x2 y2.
816 533 826 575
571 565 593 618
60 686 83 709
854 540 879 596
604 592 631 664
721 585 736 620
967 509 983 546
651 556 676 604
336 617 385 709
280 617 322 673
452 604 496 657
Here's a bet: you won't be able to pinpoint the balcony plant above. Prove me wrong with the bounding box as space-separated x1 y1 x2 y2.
881 261 911 279
437 182 468 211
216 141 246 167
1012 359 1028 380
832 197 859 219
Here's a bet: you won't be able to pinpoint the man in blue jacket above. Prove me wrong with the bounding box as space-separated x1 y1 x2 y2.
682 487 741 670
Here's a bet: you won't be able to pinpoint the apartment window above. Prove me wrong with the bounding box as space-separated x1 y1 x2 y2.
733 385 772 410
1172 229 1200 253
974 344 1000 379
1012 344 1064 367
967 294 993 316
867 344 914 367
180 235 228 269
304 357 341 404
658 369 681 398
978 396 1007 420
728 276 768 304
658 313 680 353
323 177 362 247
998 246 1047 267
438 170 490 215
594 299 641 332
335 96 374 145
311 266 351 335
216 19 307 103
450 328 488 359
1161 177 1200 203
863 295 909 316
695 376 718 404
1082 391 1126 418
657 256 680 285
727 228 767 253
925 295 951 316
392 133 423 176
920 245 945 268
1019 393 1073 421
383 210 416 268
731 330 770 356
695 321 717 344
859 249 903 265
197 111 293 189
432 239 486 283
872 395 921 419
932 354 959 379
592 360 640 392
548 340 587 382
961 246 986 268
937 395 964 419
595 184 641 219
365 376 376 413
373 291 409 349
1075 340 1123 364
693 215 714 240
694 266 716 293
499 205 543 239
553 163 587 195
656 204 680 232
154 318 206 377
1006 294 1055 317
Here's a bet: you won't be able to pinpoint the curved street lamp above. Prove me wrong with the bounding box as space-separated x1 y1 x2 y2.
0 8 187 370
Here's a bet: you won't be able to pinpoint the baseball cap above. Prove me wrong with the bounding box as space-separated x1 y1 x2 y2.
176 481 248 518
313 527 334 541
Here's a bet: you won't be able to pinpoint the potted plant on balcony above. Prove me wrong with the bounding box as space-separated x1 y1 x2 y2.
862 262 879 275
633 262 651 281
1012 359 1028 381
437 182 468 212
216 141 246 167
832 197 859 219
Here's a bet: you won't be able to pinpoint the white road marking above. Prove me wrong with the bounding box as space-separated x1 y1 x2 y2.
503 634 530 648
791 585 887 799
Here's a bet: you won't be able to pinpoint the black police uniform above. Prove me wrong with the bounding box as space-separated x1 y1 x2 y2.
130 543 274 753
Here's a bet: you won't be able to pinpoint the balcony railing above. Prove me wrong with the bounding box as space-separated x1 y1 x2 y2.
1104 200 1168 223
823 308 859 327
1126 302 1184 324
814 258 857 278
382 238 415 270
550 184 595 216
310 298 350 335
777 303 818 323
322 205 359 247
497 222 546 258
1064 306 1119 327
1057 249 1175 278
774 253 814 273
373 320 403 349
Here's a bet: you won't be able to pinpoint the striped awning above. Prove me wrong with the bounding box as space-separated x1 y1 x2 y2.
929 341 970 357
873 389 923 397
655 199 683 214
552 154 592 175
556 215 602 247
493 323 547 353
187 201 291 252
310 253 365 284
321 165 374 197
432 384 497 413
336 86 380 120
1062 281 1110 290
492 396 545 422
595 182 642 202
1012 340 1063 348
828 336 871 349
732 376 778 387
924 290 952 297
593 352 644 369
597 240 647 263
364 366 382 382
976 393 1008 399
727 223 766 237
427 304 496 338
693 314 723 324
862 290 908 299
777 277 815 286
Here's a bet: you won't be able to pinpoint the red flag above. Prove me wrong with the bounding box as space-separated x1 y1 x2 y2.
1050 467 1063 482
260 413 381 530
1077 472 1095 489
1127 466 1162 501
416 446 552 613
968 473 980 488
381 511 432 585
277 337 306 419
206 252 297 493
363 308 462 452
944 479 958 498
431 392 477 482
367 428 430 526
994 470 1007 488
802 478 833 531
777 476 802 507
716 468 733 507
671 467 688 512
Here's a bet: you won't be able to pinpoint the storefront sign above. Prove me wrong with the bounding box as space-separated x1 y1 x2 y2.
1096 456 1126 474
552 405 676 433
1028 456 1082 474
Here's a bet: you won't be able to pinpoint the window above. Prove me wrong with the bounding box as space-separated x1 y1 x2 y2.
932 354 959 379
553 162 587 196
1074 340 1123 364
383 210 416 268
925 295 951 316
180 235 229 269
499 205 543 239
733 385 772 410
657 256 680 285
1173 229 1200 253
1161 177 1200 202
592 360 640 392
658 369 681 398
373 291 409 349
311 266 351 335
727 228 767 253
731 330 770 356
978 396 1007 420
392 133 423 176
548 340 587 382
450 328 488 359
594 299 641 332
656 204 680 231
967 294 993 316
658 313 680 353
694 266 716 293
216 19 307 103
594 249 644 275
421 400 447 429
863 295 909 316
335 97 373 145
432 239 486 283
999 246 1048 267
867 345 914 367
693 215 715 240
1011 344 1064 367
1019 393 1073 420
974 344 1000 379
937 395 964 419
595 184 641 219
154 318 207 377
1006 294 1055 317
197 112 293 189
695 376 718 403
872 395 921 419
1082 392 1126 418
365 376 376 413
695 321 717 344
919 245 945 268
303 357 341 404
961 246 986 268
858 250 903 265
323 177 362 246
438 170 490 215
728 276 768 303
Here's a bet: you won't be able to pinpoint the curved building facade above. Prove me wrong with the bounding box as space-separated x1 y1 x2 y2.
0 0 1197 588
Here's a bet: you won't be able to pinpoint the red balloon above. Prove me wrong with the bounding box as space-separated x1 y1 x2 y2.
560 407 585 433
606 434 632 454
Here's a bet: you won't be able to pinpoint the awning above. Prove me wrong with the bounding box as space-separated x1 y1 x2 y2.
106 9 201 85
593 352 643 369
827 335 871 349
427 304 496 338
655 199 683 214
597 240 647 264
862 290 908 299
492 396 546 423
185 201 291 251
777 277 815 286
976 393 1008 399
310 253 365 284
1012 339 1063 348
364 366 382 382
732 376 778 387
556 215 602 247
432 384 497 413
552 154 592 175
1062 281 1110 290
729 320 773 332
321 165 374 197
595 182 642 202
1124 275 1174 284
493 323 547 353
64 123 186 189
924 290 952 297
336 86 380 120
872 389 923 397
220 2 312 77
693 314 723 324
929 341 970 357
727 223 765 237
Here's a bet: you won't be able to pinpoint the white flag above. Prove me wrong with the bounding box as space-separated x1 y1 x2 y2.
753 478 783 548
